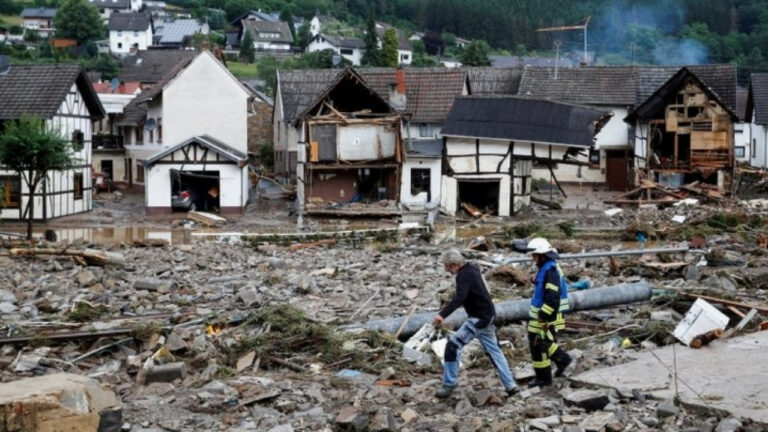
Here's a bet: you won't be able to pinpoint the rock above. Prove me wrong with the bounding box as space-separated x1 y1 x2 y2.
133 279 177 293
144 362 187 384
164 332 188 353
0 373 121 431
656 398 679 418
528 419 550 431
0 289 16 303
605 420 624 432
455 399 473 416
368 407 395 431
404 289 419 300
579 412 615 432
563 427 584 432
77 270 97 287
640 416 659 427
378 366 396 381
474 390 503 406
564 390 610 411
537 416 561 427
268 425 294 432
336 406 361 424
0 302 17 314
14 354 42 372
401 408 418 423
714 417 742 432
238 288 262 307
268 258 285 269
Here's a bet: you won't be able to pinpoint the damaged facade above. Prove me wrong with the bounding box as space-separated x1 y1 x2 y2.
294 69 404 216
747 73 768 169
440 97 610 216
627 67 738 189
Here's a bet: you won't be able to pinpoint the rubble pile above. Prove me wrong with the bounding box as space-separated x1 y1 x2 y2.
0 205 767 431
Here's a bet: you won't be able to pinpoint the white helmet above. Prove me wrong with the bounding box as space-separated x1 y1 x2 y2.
526 237 555 255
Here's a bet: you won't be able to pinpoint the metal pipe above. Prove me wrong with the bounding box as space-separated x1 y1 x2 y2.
343 281 652 337
497 246 700 266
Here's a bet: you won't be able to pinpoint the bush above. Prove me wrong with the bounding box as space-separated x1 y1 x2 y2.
258 142 274 169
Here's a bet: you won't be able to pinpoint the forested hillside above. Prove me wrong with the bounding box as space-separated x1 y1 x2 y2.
164 0 768 79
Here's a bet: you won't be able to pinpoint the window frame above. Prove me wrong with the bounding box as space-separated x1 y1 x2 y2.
734 146 745 158
410 167 431 201
0 175 21 209
588 148 600 167
72 129 84 152
73 173 83 200
136 161 145 183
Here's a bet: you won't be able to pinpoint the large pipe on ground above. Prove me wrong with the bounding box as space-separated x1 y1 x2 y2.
343 281 652 338
495 246 700 266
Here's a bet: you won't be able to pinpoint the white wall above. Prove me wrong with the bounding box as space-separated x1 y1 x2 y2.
401 157 441 206
310 17 321 36
163 51 249 151
398 49 412 65
145 163 247 208
734 122 751 162
336 124 397 160
110 27 152 55
594 107 629 148
750 121 768 169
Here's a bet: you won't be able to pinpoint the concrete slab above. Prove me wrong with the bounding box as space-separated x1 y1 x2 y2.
572 331 768 425
0 373 121 432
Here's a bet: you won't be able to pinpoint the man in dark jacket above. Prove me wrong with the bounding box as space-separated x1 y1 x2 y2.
432 249 519 398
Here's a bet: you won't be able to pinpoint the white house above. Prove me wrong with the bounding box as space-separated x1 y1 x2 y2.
375 23 412 65
306 33 365 66
440 97 610 216
309 14 334 37
108 12 153 55
242 19 293 51
115 50 251 214
748 73 768 169
90 0 142 21
0 64 105 221
20 8 56 38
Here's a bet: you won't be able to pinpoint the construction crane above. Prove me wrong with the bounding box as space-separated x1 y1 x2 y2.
537 16 590 65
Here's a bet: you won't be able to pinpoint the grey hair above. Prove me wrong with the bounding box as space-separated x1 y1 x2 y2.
441 248 466 266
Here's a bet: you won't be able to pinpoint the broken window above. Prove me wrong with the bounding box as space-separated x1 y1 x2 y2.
73 173 83 200
0 175 21 209
410 168 431 201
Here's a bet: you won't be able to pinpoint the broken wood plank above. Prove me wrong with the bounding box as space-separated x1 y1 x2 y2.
0 328 135 345
726 306 746 319
71 337 133 363
9 248 126 267
685 293 768 314
530 195 563 210
188 211 227 227
461 202 482 217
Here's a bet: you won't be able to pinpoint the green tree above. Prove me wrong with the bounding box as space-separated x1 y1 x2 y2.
381 28 398 66
92 55 121 80
240 29 255 63
280 7 296 43
361 12 381 66
0 0 22 14
297 21 312 49
0 118 76 239
55 0 104 44
460 40 491 66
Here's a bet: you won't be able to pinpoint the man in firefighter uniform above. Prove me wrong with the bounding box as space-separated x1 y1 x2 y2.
526 237 573 387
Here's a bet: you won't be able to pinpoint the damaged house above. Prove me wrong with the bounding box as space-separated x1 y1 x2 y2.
440 96 610 216
747 73 768 169
293 69 404 217
626 66 738 190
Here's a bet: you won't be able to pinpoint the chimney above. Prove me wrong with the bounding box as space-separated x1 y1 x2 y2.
389 67 406 111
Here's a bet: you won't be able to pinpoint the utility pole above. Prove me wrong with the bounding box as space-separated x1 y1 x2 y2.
537 16 591 66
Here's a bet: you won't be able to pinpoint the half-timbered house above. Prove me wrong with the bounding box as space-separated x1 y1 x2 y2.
440 96 610 216
0 64 105 220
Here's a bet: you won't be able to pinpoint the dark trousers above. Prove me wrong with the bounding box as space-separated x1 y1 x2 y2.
527 328 569 383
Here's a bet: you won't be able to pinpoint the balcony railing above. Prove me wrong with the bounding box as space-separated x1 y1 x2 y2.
92 135 124 151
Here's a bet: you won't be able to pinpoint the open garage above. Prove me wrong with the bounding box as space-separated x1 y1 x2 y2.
143 135 249 215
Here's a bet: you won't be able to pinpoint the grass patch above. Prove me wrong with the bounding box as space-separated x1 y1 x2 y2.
557 220 576 237
134 322 164 340
68 302 110 322
227 61 259 78
230 304 411 374
0 15 22 26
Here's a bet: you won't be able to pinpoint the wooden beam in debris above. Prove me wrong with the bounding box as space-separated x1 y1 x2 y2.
191 226 429 245
685 293 768 314
188 211 227 227
8 248 126 267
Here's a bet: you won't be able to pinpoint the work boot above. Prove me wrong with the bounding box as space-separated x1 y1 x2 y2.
529 368 553 388
505 386 520 397
554 354 573 378
435 386 456 399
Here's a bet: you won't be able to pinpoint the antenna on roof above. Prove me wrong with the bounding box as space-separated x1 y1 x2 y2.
0 55 10 75
109 77 120 92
